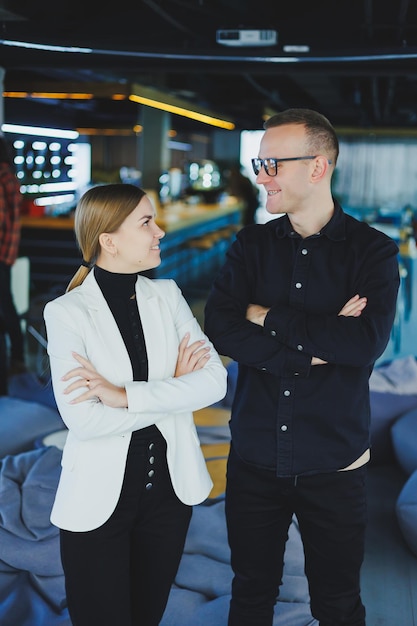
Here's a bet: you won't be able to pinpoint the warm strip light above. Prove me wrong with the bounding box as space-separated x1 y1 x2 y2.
4 89 234 129
4 91 93 100
76 127 139 136
129 94 235 130
3 84 234 130
2 123 79 139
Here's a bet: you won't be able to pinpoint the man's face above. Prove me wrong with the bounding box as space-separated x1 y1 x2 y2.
255 124 317 216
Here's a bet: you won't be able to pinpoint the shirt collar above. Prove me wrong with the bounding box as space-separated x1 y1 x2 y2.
272 200 347 242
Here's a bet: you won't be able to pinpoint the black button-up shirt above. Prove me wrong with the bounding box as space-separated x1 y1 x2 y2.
204 202 400 477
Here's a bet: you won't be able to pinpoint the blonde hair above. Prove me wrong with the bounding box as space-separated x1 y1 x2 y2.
67 183 147 292
264 108 339 167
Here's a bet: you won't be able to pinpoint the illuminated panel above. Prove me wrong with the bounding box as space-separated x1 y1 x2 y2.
12 137 77 192
1 123 86 215
2 124 80 196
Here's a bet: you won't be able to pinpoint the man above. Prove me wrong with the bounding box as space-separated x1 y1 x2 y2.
204 108 400 626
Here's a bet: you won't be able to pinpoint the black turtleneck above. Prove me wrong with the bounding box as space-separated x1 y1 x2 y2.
94 265 148 382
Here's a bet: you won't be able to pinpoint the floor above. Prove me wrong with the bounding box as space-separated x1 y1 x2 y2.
362 464 417 625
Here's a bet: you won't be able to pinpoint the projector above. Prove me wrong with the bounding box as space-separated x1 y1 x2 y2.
216 29 277 47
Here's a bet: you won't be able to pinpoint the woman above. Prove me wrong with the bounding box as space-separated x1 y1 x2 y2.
43 183 227 626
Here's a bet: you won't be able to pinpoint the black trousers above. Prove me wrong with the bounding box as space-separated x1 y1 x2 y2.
60 428 192 626
226 445 367 626
0 261 24 363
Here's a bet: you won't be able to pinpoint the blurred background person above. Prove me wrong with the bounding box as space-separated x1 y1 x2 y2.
226 163 259 227
0 135 26 388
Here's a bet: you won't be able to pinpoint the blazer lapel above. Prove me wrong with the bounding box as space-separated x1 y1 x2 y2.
135 278 172 381
80 272 133 382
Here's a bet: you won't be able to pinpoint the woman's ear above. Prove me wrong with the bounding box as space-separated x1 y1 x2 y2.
98 232 117 256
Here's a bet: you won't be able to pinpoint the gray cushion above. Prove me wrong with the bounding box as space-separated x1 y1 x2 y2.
370 355 417 394
396 469 417 558
391 408 417 475
370 392 417 464
0 397 64 460
369 356 417 464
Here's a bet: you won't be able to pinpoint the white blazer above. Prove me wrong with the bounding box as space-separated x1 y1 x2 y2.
43 271 227 532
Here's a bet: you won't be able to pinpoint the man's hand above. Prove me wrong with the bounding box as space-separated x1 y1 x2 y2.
338 294 367 317
312 356 328 365
246 303 270 326
246 295 367 367
312 294 368 366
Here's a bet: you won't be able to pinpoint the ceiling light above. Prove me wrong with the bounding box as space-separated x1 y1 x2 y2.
0 39 92 54
3 83 235 131
4 91 94 100
129 94 235 129
130 84 235 130
2 123 79 139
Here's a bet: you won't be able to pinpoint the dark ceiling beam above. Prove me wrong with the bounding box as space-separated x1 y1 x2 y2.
364 0 374 39
290 73 348 112
398 0 411 42
3 55 417 78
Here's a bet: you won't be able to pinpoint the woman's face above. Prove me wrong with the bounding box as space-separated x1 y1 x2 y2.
98 195 165 273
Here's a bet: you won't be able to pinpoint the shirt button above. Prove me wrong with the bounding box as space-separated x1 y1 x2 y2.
148 469 155 477
270 330 277 337
145 482 153 490
301 248 308 255
295 282 302 289
294 372 299 376
149 456 155 464
148 442 154 450
281 424 288 431
297 344 303 351
284 390 290 397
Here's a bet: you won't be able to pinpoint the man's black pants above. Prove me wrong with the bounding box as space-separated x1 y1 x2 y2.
226 445 367 626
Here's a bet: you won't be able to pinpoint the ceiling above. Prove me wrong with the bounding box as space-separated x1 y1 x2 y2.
1 0 417 134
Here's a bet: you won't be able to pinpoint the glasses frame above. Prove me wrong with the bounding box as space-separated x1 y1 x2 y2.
251 155 332 177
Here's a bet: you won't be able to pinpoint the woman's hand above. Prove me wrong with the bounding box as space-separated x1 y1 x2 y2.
62 352 128 407
174 332 210 377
